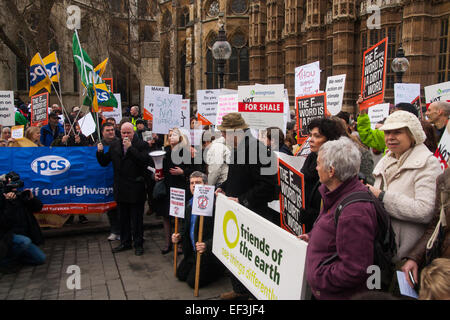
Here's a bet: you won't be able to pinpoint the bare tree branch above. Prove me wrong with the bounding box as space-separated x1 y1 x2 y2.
0 25 30 66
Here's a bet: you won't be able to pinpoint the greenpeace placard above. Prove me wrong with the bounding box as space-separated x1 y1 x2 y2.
143 85 169 120
0 90 15 126
435 123 450 170
296 92 327 137
360 38 388 110
31 92 49 126
238 84 285 131
295 61 321 98
212 194 308 300
424 81 450 109
0 147 115 214
278 159 305 236
325 74 346 115
169 187 185 219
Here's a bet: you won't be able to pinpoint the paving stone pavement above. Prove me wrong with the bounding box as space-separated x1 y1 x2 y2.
0 227 233 300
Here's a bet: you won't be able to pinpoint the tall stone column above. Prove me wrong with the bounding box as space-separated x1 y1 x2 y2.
249 0 267 84
266 0 284 84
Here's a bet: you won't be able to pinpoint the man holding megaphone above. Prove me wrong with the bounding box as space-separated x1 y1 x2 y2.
97 122 152 256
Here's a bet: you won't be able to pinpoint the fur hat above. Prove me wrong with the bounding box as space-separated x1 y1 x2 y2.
217 112 249 131
379 110 426 144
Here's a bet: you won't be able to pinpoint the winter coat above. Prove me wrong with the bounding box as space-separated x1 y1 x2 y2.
306 176 378 300
373 143 442 262
405 168 450 264
300 152 322 233
96 134 151 203
357 113 386 152
40 123 64 147
205 136 231 186
219 131 278 221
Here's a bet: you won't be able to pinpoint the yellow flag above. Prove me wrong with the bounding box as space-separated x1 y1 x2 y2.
42 51 60 83
94 58 108 78
29 53 52 96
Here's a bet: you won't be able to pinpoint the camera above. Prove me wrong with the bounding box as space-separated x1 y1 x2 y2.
1 171 25 194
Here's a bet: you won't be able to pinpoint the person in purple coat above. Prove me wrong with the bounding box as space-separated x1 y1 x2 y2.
299 137 378 300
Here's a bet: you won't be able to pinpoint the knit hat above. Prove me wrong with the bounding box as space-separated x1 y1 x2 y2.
217 112 249 131
379 110 426 144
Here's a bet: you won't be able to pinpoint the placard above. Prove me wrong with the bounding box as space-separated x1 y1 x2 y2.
152 93 182 135
78 112 96 137
180 99 190 131
216 94 238 126
212 194 308 300
394 83 421 117
11 125 24 140
169 187 185 219
143 85 169 120
0 91 15 126
368 103 390 130
192 185 215 217
141 130 153 142
435 122 450 170
424 81 450 109
295 61 321 98
102 93 123 124
325 74 346 115
31 92 49 126
278 158 305 236
237 84 285 131
296 92 327 137
360 38 388 110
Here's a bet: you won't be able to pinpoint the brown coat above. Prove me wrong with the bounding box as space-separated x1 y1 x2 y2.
405 169 450 265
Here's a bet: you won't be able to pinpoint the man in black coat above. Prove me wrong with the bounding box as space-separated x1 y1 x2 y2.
171 171 224 288
97 122 151 256
215 113 279 300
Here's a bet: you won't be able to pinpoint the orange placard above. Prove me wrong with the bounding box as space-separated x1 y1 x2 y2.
143 108 153 121
197 113 212 126
30 92 49 126
360 37 388 110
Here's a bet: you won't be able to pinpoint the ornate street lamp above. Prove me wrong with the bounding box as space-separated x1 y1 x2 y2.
211 24 232 89
391 45 410 83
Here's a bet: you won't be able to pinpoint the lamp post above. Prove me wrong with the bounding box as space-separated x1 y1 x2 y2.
391 45 410 83
211 25 232 89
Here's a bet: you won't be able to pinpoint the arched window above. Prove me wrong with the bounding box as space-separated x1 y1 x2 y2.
179 8 190 28
231 0 248 15
206 0 219 18
228 32 249 83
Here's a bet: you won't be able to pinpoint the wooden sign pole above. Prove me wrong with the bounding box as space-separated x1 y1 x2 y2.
173 217 178 277
194 216 204 297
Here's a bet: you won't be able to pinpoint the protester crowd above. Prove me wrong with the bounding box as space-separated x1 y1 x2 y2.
0 94 449 301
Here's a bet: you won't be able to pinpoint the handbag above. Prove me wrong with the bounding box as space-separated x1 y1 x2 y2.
424 190 448 266
153 180 167 200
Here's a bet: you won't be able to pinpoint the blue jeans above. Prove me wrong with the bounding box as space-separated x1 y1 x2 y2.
0 234 46 267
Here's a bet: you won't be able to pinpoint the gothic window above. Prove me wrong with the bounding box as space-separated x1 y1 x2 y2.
326 38 333 78
231 0 248 14
16 37 28 91
228 32 248 83
162 11 172 31
179 8 190 27
438 17 449 83
139 23 153 42
180 52 186 97
207 1 219 18
386 26 399 89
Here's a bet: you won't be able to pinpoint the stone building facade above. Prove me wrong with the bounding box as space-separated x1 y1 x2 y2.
1 0 449 115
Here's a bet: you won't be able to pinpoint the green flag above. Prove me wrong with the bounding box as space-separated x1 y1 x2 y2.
83 83 118 109
72 32 94 88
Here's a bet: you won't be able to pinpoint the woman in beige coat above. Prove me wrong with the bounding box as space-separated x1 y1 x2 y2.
368 111 442 262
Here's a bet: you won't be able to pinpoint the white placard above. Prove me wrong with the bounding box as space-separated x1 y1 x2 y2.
216 94 238 126
212 194 308 300
368 103 390 130
435 122 450 170
103 94 123 124
0 91 15 126
283 89 290 134
197 89 236 125
394 83 420 105
180 99 190 131
169 187 186 219
152 93 182 134
192 185 215 217
396 271 418 299
78 112 96 137
325 74 346 115
143 85 169 120
237 84 285 131
295 61 321 98
424 81 450 109
11 125 24 140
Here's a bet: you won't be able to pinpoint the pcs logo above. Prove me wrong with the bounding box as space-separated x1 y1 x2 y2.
96 88 110 102
30 65 47 86
31 156 71 176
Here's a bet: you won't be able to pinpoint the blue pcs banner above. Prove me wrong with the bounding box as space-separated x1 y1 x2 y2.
0 146 116 214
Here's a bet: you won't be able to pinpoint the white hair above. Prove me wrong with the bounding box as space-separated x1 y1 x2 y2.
319 137 361 182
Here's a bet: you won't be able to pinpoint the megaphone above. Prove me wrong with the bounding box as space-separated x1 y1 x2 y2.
149 150 166 179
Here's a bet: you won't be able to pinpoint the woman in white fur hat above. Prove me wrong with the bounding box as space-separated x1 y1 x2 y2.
368 111 442 262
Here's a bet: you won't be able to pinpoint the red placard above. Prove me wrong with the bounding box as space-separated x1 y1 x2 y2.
360 37 388 110
296 92 327 141
30 92 49 126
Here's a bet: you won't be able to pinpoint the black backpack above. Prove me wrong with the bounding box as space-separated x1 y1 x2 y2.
334 191 397 291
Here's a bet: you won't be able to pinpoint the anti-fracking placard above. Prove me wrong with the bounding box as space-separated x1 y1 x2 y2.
325 74 346 115
278 158 305 236
31 92 49 126
394 83 422 117
295 61 321 98
360 38 388 110
424 81 450 109
435 122 450 171
143 85 169 120
237 84 285 131
152 93 182 134
0 91 15 127
192 184 215 217
296 92 327 137
169 187 186 219
368 103 390 130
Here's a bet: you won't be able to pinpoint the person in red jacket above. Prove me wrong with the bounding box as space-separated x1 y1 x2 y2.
299 137 378 300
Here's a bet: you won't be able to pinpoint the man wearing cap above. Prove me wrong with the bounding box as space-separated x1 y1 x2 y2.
40 112 64 147
426 101 450 142
215 112 278 300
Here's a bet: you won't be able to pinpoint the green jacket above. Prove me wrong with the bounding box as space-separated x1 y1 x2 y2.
15 111 28 126
357 113 386 152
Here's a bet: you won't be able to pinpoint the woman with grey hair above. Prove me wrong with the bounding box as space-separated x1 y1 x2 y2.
299 137 378 299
